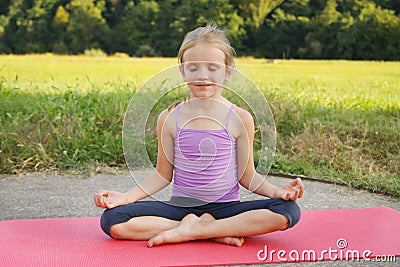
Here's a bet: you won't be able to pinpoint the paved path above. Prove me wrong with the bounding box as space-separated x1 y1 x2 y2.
1 170 399 266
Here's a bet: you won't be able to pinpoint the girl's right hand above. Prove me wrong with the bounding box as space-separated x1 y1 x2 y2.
94 190 131 209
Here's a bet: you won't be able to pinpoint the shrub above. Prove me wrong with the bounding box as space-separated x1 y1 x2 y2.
135 44 157 57
84 48 107 57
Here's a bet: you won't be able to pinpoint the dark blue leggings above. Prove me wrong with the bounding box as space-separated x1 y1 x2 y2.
100 197 301 237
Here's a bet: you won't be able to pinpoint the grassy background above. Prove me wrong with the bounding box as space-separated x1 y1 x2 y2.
0 55 399 196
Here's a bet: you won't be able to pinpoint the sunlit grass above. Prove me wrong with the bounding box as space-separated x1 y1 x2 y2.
0 55 399 196
0 55 176 87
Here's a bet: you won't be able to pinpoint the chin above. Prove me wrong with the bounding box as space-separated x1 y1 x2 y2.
192 94 211 99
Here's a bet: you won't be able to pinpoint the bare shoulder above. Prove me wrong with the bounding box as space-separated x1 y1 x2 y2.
229 106 255 138
234 106 254 128
157 107 176 135
157 108 171 123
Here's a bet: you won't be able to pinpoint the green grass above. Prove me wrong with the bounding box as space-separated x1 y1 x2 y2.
0 55 399 197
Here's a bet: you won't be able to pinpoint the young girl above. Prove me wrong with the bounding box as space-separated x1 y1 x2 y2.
94 24 304 247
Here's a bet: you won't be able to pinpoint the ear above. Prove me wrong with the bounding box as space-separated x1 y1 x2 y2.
224 65 233 81
179 63 187 81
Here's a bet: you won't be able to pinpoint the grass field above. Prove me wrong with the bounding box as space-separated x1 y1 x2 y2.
0 55 399 196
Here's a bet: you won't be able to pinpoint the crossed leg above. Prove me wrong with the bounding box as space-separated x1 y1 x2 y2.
109 209 287 247
200 213 245 247
109 213 246 246
147 209 288 247
104 199 297 247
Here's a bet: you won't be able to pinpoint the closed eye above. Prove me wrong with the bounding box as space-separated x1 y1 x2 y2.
208 64 221 71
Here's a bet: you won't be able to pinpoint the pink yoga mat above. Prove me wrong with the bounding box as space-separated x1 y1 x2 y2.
1 207 399 266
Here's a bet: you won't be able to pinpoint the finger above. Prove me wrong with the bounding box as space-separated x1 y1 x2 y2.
95 194 108 209
283 185 297 193
96 194 104 208
94 193 99 207
101 195 111 209
290 190 299 201
99 190 109 197
283 192 290 201
296 178 303 187
105 201 114 209
103 196 113 209
103 195 116 209
299 184 305 198
295 178 305 198
94 193 103 207
293 190 300 201
289 178 301 187
289 179 298 187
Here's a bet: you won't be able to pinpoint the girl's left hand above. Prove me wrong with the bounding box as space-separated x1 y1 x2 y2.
274 178 304 201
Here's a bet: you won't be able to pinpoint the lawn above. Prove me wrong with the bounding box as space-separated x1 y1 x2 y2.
1 55 399 196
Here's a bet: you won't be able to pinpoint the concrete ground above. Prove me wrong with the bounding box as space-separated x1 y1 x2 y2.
1 169 399 266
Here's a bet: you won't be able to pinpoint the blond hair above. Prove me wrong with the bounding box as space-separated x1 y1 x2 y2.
178 24 236 67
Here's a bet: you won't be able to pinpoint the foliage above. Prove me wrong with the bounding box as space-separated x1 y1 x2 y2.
0 0 398 60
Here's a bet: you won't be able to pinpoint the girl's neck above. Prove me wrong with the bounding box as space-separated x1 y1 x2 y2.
186 95 229 112
185 96 231 116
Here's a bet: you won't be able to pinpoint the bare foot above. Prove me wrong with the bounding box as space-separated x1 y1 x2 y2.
147 214 200 247
147 213 245 247
199 213 244 247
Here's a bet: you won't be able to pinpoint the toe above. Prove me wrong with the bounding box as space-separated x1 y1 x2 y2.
147 234 164 247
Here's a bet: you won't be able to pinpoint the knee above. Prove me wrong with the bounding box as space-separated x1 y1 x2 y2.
100 207 133 238
109 223 125 239
274 213 290 231
287 201 301 227
269 199 301 229
100 210 114 237
258 210 290 232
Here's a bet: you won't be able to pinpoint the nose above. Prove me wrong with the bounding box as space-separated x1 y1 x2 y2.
196 67 208 81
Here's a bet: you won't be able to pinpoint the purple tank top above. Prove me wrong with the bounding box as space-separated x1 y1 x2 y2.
172 104 240 203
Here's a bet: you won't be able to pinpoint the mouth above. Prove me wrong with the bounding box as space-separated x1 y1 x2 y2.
191 82 215 87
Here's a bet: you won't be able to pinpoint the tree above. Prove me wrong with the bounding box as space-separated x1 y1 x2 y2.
231 0 285 53
0 0 11 53
0 0 398 59
2 0 31 53
51 5 70 53
1 0 64 53
255 0 312 58
0 0 11 15
149 0 246 57
373 0 400 14
24 0 50 52
65 0 109 53
232 0 285 30
337 1 400 60
305 0 342 58
127 0 159 56
2 0 51 53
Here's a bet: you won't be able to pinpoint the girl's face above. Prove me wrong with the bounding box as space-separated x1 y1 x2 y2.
181 43 231 99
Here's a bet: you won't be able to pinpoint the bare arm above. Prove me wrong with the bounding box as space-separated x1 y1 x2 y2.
125 108 175 202
236 109 276 197
94 108 175 208
236 109 304 200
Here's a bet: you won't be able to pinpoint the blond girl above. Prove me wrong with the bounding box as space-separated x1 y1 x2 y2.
94 24 304 247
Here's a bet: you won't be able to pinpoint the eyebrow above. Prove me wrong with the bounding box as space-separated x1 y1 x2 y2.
184 62 222 68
